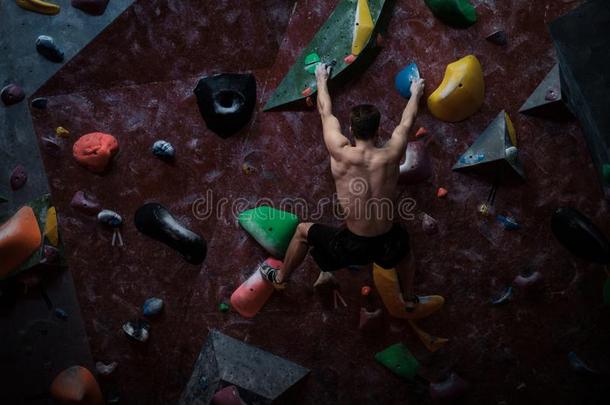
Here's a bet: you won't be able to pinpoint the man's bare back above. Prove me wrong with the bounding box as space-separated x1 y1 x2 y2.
331 142 400 236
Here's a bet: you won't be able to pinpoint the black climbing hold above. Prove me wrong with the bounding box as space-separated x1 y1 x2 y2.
97 209 123 228
134 203 207 265
31 97 48 109
194 73 256 138
71 0 110 16
486 30 507 46
551 207 610 264
36 35 64 63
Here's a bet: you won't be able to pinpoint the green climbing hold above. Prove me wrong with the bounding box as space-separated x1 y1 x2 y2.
424 0 477 29
219 302 230 313
374 343 420 380
264 0 387 110
602 164 610 184
304 53 321 74
238 206 299 258
604 277 610 306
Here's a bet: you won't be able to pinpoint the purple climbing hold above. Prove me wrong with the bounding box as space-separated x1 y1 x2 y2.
399 141 432 184
421 213 438 235
1 84 25 106
358 307 384 334
429 372 470 402
41 245 60 265
10 165 28 190
71 0 109 16
513 269 543 291
70 191 101 216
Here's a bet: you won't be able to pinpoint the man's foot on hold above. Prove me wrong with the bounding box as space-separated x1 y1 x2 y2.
259 262 286 290
404 295 420 313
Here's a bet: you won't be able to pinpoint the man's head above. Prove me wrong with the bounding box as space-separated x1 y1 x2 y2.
350 104 380 141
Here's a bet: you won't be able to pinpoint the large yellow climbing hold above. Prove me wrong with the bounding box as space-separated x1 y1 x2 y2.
351 0 374 55
372 263 444 319
44 206 59 246
16 0 60 15
427 55 485 122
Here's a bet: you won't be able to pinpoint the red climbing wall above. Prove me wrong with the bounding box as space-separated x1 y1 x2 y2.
31 0 610 403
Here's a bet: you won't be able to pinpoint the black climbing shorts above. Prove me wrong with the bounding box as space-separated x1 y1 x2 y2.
307 223 410 272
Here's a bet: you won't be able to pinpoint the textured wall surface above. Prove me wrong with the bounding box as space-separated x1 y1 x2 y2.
27 0 610 403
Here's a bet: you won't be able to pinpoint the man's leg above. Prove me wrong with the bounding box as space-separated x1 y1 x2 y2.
395 252 417 309
275 222 313 283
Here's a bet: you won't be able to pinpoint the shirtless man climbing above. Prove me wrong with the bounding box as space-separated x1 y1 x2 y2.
261 63 426 312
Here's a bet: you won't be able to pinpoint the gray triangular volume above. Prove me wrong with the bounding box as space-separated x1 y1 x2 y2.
179 330 309 404
519 64 573 120
453 111 525 180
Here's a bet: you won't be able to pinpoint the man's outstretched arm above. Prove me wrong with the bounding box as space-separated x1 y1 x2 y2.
316 63 349 158
386 78 425 158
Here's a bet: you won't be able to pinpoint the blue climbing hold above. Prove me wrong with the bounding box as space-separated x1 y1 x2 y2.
460 153 485 165
395 62 421 99
496 215 520 230
143 297 164 316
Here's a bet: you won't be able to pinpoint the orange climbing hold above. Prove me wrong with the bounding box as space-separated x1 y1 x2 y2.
72 132 119 173
0 206 42 279
50 366 103 405
437 187 448 198
415 127 428 138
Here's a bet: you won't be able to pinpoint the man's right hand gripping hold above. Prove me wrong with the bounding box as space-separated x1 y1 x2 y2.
261 62 426 312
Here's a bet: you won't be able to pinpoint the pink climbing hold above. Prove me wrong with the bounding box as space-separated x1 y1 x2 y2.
230 258 282 318
10 165 28 190
437 187 448 198
211 385 244 405
415 127 428 138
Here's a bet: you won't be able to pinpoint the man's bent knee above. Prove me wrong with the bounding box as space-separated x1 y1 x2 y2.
296 222 313 241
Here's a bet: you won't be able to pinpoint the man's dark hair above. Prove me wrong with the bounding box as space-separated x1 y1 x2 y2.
349 104 380 140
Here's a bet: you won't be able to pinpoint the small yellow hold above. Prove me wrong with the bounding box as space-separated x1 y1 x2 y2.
351 0 374 56
16 0 60 15
505 112 517 147
428 55 485 122
55 126 70 138
44 206 59 247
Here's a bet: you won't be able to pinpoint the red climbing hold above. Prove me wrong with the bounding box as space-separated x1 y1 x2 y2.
301 87 313 97
361 285 371 296
344 54 356 64
72 132 119 173
437 187 448 198
415 127 428 138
